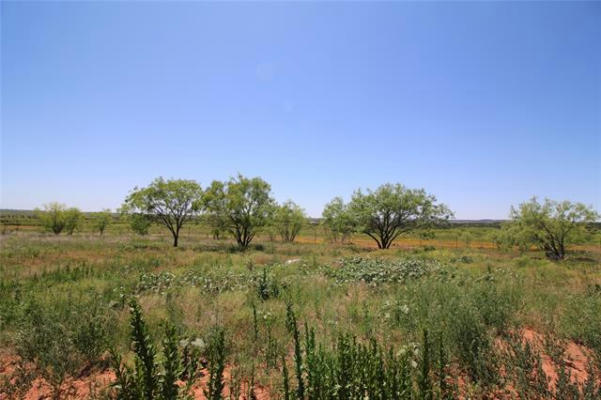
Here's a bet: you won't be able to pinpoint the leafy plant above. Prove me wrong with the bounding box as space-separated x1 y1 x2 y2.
257 267 281 300
205 327 227 400
506 197 599 260
110 300 202 400
35 202 67 234
326 256 443 285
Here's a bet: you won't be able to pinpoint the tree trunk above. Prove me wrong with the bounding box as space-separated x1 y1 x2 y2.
173 234 178 247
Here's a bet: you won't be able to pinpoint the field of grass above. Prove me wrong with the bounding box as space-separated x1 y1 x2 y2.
1 226 600 399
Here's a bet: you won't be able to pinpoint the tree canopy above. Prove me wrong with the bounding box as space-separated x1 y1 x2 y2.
36 202 67 235
506 197 598 260
203 174 275 248
94 209 112 236
321 197 355 243
347 184 453 249
273 200 306 242
64 207 82 235
122 177 203 247
128 213 153 236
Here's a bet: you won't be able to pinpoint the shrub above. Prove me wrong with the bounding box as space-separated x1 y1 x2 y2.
326 257 443 285
502 330 550 398
110 300 204 400
15 298 114 399
129 213 152 235
279 322 445 399
256 268 281 300
205 327 227 400
560 292 601 362
35 203 67 235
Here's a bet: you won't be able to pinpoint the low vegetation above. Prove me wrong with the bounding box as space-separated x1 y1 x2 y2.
0 178 599 399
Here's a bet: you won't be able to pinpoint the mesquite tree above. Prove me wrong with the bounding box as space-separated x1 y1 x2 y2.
64 207 82 235
274 200 306 242
36 202 67 235
203 174 275 249
347 183 453 249
507 197 598 260
94 209 112 235
122 177 203 247
128 213 153 236
321 197 355 243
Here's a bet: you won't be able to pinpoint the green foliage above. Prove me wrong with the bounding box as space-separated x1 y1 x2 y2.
459 231 472 248
257 268 281 300
281 354 291 400
203 174 275 249
450 304 496 383
161 323 181 400
129 299 158 399
111 300 203 400
347 183 453 249
64 207 82 235
436 332 453 400
273 200 306 242
15 297 114 398
205 327 227 400
417 330 433 400
555 360 580 399
502 331 550 398
285 304 304 400
1 228 600 398
382 269 520 387
583 360 600 400
560 290 601 361
491 227 525 252
122 177 203 247
36 202 67 234
135 268 284 295
279 321 444 399
325 256 443 285
94 208 112 235
506 197 599 260
321 197 355 243
202 212 228 240
128 213 153 235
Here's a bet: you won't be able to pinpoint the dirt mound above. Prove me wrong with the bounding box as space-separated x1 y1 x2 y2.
521 328 594 389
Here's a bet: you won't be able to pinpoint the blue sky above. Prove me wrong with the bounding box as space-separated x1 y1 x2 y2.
2 1 600 219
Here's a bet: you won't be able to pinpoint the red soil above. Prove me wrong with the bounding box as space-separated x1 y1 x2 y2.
0 329 598 399
521 328 594 389
0 353 269 400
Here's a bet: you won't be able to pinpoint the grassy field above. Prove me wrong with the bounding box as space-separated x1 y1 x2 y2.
1 226 600 399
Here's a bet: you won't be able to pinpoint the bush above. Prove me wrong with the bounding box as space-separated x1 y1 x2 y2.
560 292 601 362
325 257 444 285
129 213 152 235
111 300 206 400
15 298 114 398
280 315 451 399
256 268 281 300
35 203 67 235
205 327 227 400
383 269 520 386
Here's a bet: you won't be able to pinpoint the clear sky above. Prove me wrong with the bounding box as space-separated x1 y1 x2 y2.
2 1 600 219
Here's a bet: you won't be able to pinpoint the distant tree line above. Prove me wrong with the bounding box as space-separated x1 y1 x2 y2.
34 203 114 236
32 175 598 259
